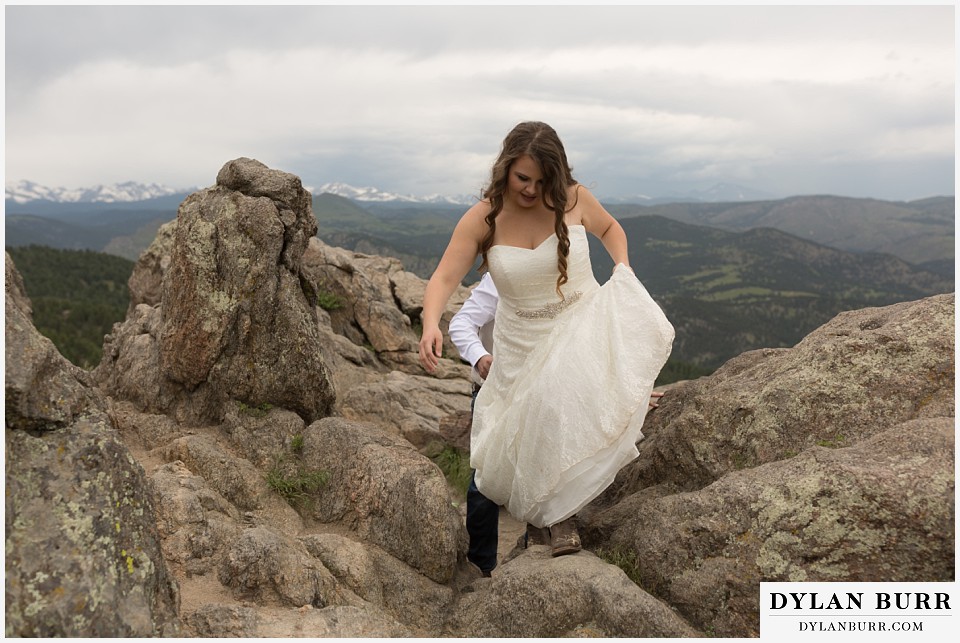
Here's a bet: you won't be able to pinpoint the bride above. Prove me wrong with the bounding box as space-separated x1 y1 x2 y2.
418 121 674 557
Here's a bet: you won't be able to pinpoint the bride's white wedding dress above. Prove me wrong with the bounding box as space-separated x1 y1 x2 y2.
471 224 674 527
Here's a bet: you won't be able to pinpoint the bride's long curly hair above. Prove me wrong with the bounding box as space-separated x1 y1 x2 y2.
478 121 578 296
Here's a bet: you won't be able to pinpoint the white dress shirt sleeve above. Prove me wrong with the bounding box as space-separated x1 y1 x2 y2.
448 272 498 368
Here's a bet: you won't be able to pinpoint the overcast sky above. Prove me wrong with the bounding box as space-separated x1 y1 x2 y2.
4 4 955 201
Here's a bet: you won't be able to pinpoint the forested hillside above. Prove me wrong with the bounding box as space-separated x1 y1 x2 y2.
6 212 171 261
606 195 955 276
587 216 951 368
6 246 133 368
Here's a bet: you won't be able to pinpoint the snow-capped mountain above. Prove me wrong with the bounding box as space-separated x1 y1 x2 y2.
6 178 774 208
314 182 766 206
317 182 474 206
5 180 185 204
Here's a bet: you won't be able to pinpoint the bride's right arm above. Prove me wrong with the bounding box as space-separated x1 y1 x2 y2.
419 205 488 372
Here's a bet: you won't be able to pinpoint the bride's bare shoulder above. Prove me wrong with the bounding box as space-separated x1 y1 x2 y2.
572 183 600 204
455 199 493 235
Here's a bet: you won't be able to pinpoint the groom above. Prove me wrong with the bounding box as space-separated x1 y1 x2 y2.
448 272 502 577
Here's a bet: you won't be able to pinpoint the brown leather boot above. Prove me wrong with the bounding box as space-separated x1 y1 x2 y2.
549 517 581 557
526 523 551 547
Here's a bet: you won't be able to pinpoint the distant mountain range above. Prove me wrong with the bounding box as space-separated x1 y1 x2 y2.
4 180 475 206
5 179 777 207
599 182 777 205
5 186 952 371
315 182 476 206
5 180 191 205
6 186 953 276
606 195 954 275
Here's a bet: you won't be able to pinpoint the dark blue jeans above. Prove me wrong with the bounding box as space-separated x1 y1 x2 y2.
467 471 499 573
467 385 499 573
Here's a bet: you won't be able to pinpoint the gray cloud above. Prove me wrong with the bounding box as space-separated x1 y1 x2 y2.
5 5 954 201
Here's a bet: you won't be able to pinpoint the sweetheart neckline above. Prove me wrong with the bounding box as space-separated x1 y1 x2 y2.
489 224 585 252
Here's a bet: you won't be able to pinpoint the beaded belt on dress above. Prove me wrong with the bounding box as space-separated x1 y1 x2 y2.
515 290 583 320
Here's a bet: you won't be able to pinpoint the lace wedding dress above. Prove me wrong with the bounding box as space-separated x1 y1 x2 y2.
471 224 674 527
